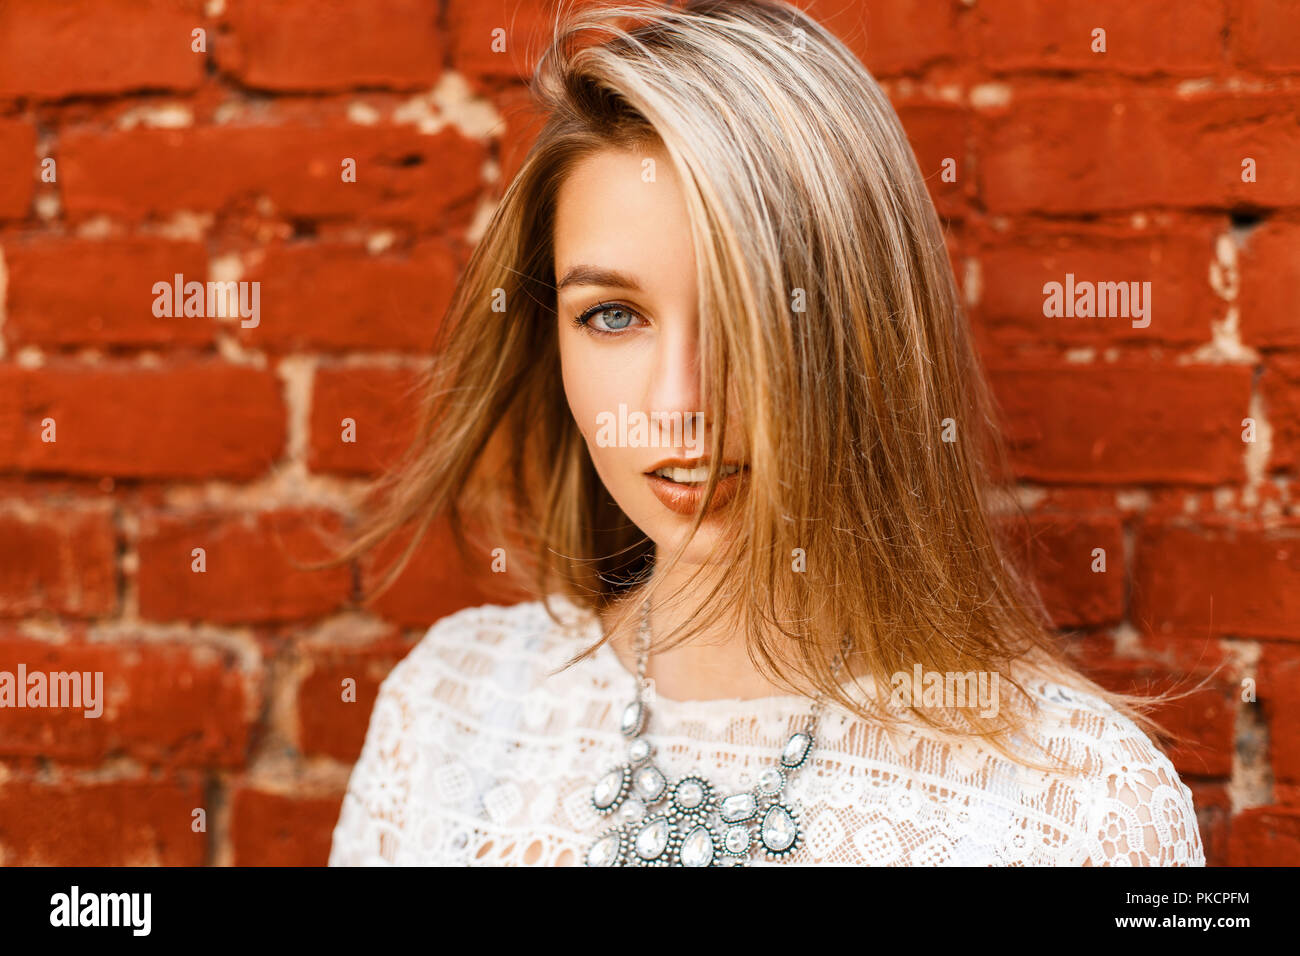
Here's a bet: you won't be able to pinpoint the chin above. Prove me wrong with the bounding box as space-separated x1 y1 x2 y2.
643 515 734 566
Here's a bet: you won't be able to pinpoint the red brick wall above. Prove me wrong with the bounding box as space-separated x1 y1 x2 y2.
0 0 1296 866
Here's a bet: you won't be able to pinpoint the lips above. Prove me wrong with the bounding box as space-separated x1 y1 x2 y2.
643 458 747 516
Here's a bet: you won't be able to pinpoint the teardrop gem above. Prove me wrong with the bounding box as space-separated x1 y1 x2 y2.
620 701 645 736
635 818 670 860
593 767 625 810
634 765 666 801
761 804 797 852
586 833 621 866
680 825 715 867
781 731 812 768
719 792 757 823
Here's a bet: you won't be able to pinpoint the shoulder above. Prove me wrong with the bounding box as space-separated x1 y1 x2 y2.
1016 677 1206 866
377 595 596 703
327 596 597 865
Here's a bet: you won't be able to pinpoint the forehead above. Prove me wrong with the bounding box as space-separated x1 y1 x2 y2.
552 145 696 285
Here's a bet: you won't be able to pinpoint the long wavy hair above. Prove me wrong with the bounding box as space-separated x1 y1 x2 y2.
312 0 1198 773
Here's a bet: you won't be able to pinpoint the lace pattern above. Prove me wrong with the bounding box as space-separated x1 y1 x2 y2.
327 597 1205 867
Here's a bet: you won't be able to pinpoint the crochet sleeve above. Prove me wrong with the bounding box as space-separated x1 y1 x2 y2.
1078 722 1206 866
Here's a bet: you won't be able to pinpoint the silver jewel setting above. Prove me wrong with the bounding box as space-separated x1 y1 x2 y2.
591 765 630 815
583 597 850 867
620 700 645 736
583 724 813 866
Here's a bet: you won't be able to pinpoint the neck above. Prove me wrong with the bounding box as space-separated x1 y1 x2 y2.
602 559 818 702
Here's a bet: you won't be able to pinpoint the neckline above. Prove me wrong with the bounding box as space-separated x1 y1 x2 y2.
550 592 863 714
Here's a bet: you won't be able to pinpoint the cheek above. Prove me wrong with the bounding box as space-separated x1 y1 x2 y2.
558 334 603 445
561 335 632 426
558 333 643 479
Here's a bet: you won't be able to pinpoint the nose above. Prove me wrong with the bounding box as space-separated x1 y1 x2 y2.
644 313 706 452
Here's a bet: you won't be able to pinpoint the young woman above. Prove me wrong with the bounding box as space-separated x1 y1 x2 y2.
326 0 1205 866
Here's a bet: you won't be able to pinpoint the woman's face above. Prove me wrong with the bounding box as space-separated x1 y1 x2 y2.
554 144 746 564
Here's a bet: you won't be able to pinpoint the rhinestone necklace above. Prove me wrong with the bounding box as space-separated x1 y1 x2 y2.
584 597 850 867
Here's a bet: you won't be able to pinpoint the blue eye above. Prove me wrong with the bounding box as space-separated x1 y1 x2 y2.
574 302 642 335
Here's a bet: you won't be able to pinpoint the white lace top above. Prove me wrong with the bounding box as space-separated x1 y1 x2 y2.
328 596 1205 866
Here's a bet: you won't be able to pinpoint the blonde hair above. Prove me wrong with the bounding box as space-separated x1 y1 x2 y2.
316 0 1202 773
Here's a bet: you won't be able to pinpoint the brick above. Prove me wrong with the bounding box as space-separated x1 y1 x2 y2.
360 517 529 629
137 508 352 624
998 512 1126 629
4 237 212 348
0 508 117 617
1238 221 1300 349
985 362 1252 484
1083 657 1237 777
217 0 442 91
1262 355 1300 472
803 0 962 77
975 0 1224 74
0 118 35 218
308 365 427 475
0 635 253 766
1133 519 1300 641
230 787 342 866
0 778 204 865
979 90 1300 213
296 634 412 760
1228 806 1300 865
0 360 285 479
447 0 558 86
974 224 1219 348
1231 0 1300 72
60 125 485 226
239 240 460 353
897 103 970 220
1259 645 1300 782
1186 780 1231 867
0 0 204 100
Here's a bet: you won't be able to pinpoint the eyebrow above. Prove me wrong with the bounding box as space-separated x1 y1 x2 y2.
555 265 644 293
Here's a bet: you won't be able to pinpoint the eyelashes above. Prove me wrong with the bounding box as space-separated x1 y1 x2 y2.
572 301 645 337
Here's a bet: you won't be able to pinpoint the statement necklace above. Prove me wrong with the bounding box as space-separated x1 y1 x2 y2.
584 598 850 867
